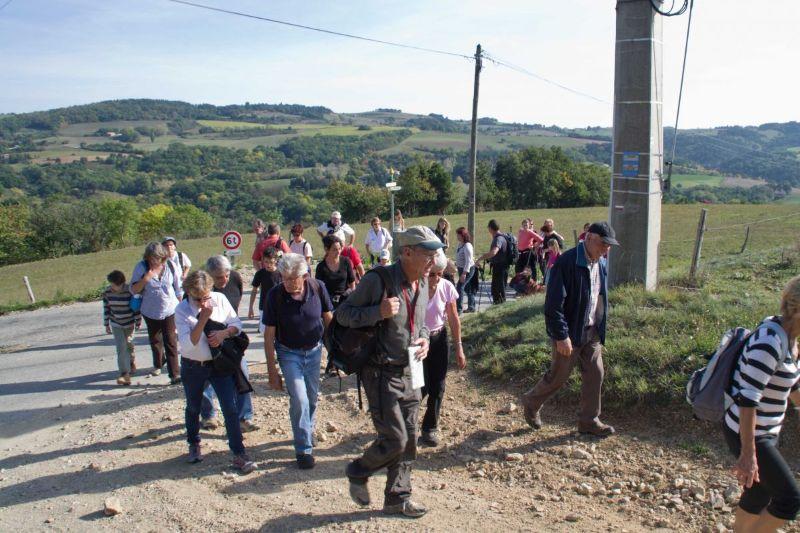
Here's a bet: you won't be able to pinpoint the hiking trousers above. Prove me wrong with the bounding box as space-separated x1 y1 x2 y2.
490 264 508 304
522 327 604 427
143 314 180 379
421 328 449 432
347 363 420 506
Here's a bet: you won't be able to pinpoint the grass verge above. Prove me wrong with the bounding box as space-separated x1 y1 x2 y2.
462 247 799 404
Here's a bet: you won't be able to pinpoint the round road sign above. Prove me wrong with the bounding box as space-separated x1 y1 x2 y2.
222 231 242 250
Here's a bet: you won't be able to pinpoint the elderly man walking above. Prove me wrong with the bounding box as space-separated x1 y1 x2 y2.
521 222 619 436
337 226 441 518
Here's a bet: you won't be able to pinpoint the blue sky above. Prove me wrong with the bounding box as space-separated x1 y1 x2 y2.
1 0 798 128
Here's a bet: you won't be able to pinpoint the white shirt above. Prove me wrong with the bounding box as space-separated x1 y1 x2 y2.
586 256 602 327
167 251 191 276
175 292 243 362
317 220 355 241
456 242 475 272
290 239 313 259
364 226 392 254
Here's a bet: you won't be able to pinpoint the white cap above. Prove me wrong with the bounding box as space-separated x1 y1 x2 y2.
379 249 390 260
331 211 341 219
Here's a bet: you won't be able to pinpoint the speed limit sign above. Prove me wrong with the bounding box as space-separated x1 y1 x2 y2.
222 230 242 251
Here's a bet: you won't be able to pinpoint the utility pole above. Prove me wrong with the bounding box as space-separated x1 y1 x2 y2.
467 44 482 240
608 1 663 291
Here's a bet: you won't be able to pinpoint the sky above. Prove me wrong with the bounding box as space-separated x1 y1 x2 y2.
1 0 798 128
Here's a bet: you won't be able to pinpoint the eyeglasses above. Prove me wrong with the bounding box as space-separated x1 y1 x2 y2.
428 272 442 278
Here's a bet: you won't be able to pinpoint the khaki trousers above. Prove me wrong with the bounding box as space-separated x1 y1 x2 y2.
522 327 604 427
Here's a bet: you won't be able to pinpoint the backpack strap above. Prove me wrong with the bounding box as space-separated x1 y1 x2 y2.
371 266 396 299
177 251 184 271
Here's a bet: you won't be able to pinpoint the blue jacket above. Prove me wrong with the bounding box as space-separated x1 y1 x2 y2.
544 242 608 345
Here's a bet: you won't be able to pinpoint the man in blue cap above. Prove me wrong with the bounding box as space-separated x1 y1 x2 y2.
521 222 620 436
337 225 442 518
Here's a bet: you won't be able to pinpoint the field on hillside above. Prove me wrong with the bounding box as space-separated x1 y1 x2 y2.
671 173 724 188
379 130 592 156
2 204 799 310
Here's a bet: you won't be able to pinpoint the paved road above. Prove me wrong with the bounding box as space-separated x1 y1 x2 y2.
0 278 515 447
0 302 268 446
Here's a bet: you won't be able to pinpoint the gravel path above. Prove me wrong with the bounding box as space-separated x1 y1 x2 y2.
0 278 797 532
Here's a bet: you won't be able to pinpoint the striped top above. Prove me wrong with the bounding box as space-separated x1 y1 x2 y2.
102 284 141 328
725 316 800 437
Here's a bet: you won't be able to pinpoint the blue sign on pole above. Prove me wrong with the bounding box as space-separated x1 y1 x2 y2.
622 152 640 177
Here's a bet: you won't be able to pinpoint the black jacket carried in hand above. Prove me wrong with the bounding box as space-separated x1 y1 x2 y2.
202 318 253 394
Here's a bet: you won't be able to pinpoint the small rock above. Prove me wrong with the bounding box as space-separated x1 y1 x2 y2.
125 433 135 439
161 414 174 422
679 463 690 472
325 421 339 433
576 483 593 496
504 453 524 462
316 432 328 443
44 518 54 524
498 402 518 415
565 513 580 522
221 471 237 480
472 469 486 478
571 449 593 460
103 497 123 516
654 518 669 528
86 462 103 472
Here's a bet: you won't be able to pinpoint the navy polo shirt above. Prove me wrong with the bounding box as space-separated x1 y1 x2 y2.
262 279 333 349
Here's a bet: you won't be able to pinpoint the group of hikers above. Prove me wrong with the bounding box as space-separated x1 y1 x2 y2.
99 211 800 530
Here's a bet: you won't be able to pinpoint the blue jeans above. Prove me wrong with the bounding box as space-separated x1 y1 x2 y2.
181 359 245 456
276 341 322 455
201 358 253 421
456 266 476 311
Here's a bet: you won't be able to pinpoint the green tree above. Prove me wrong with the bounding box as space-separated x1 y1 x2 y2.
139 204 174 241
164 204 216 238
0 204 32 265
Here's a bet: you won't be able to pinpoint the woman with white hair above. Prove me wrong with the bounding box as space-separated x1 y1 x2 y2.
263 253 334 470
200 255 259 433
419 249 466 447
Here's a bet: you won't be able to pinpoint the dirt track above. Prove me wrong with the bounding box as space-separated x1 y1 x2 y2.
1 295 798 532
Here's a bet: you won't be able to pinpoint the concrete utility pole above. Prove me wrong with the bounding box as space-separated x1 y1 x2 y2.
467 44 482 240
608 0 663 291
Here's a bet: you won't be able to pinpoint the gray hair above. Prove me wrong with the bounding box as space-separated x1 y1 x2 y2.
431 249 448 273
277 253 309 277
205 255 231 275
143 242 168 263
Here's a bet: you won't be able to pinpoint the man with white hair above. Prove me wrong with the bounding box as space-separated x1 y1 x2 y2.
263 253 334 470
337 225 440 518
317 211 355 247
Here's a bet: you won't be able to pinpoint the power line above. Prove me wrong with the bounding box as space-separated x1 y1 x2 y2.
482 50 611 105
650 0 690 17
165 0 473 60
664 0 694 190
0 0 15 12
705 211 800 232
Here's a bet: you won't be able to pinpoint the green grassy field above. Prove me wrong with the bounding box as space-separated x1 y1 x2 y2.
670 173 725 188
2 204 800 310
378 130 592 156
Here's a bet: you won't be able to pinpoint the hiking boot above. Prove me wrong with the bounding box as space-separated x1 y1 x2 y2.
116 375 128 386
232 453 256 474
465 308 476 314
187 444 203 463
382 500 428 518
296 454 315 470
578 422 615 437
201 418 220 430
240 419 259 433
420 429 440 447
169 376 182 385
150 368 162 377
347 477 371 507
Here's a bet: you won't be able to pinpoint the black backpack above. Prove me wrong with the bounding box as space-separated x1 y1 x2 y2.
324 266 395 375
503 233 519 268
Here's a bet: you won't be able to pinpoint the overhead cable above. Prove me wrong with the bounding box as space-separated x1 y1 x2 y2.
165 0 473 60
482 51 611 105
663 0 694 190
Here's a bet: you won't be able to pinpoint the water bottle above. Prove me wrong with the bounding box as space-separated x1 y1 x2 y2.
130 293 143 312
